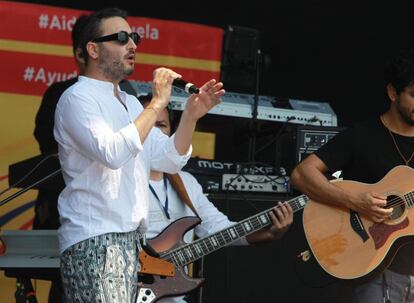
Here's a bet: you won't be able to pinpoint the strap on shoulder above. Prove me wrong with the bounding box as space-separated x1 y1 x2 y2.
165 173 199 217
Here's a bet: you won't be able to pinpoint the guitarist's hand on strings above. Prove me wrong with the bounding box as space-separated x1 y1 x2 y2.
246 202 293 244
267 202 294 240
351 192 392 223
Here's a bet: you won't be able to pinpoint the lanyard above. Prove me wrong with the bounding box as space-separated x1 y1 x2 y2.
148 176 170 220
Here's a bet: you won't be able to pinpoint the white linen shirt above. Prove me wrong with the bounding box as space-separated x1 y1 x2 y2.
54 76 191 253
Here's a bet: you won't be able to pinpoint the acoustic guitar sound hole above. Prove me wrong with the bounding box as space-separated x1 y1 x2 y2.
387 194 406 220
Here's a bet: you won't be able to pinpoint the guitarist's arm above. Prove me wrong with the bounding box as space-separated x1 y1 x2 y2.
290 153 392 223
246 202 294 243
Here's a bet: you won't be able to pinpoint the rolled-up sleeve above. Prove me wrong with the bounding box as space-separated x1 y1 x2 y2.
149 128 192 174
119 123 142 157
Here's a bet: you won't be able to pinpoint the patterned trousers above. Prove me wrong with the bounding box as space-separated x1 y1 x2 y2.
60 230 143 303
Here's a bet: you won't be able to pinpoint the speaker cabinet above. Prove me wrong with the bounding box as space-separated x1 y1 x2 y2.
220 25 260 94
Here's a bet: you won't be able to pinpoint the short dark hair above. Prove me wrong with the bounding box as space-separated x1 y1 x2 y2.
72 14 89 57
385 49 414 94
80 8 128 65
137 93 153 105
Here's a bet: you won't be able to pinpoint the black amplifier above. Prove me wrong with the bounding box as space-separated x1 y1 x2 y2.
183 158 289 194
295 125 345 163
183 157 284 176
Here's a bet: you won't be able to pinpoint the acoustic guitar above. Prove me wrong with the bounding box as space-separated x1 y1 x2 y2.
303 165 414 282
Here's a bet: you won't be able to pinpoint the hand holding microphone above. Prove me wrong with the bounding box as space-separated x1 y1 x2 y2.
150 68 224 121
172 78 200 94
151 68 200 102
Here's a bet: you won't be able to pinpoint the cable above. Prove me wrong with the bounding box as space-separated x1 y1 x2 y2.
0 168 61 208
254 116 295 155
0 153 58 197
221 161 290 213
234 161 289 185
299 143 311 162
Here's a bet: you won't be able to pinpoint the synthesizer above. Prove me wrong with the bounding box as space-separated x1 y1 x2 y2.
128 81 338 127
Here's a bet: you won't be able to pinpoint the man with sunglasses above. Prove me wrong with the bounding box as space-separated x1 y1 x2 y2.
92 30 140 45
54 7 225 303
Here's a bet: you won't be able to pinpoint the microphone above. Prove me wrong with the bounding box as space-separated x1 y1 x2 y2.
172 78 200 94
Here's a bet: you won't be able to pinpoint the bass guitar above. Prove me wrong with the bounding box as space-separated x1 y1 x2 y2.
137 194 309 303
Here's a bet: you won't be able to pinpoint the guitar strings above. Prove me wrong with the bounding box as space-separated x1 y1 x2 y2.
353 193 413 210
162 199 303 262
384 195 411 209
163 193 412 264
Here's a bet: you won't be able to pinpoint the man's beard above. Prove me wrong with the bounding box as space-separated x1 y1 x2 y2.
98 47 134 81
396 98 414 126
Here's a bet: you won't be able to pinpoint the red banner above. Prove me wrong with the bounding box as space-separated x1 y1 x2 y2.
0 1 223 96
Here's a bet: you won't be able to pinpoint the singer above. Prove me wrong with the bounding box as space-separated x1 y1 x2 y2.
54 8 225 303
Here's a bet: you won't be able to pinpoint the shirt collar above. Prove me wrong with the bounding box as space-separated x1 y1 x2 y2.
78 76 133 107
78 76 121 92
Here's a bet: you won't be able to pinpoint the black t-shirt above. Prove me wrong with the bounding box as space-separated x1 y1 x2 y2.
315 117 414 275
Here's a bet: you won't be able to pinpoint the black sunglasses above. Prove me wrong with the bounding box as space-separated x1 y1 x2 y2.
92 31 141 45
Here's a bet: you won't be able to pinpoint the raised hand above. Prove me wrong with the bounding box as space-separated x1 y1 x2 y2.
151 67 182 111
183 79 225 121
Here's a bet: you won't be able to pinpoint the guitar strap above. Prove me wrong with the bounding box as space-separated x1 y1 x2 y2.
165 173 199 217
165 173 200 281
